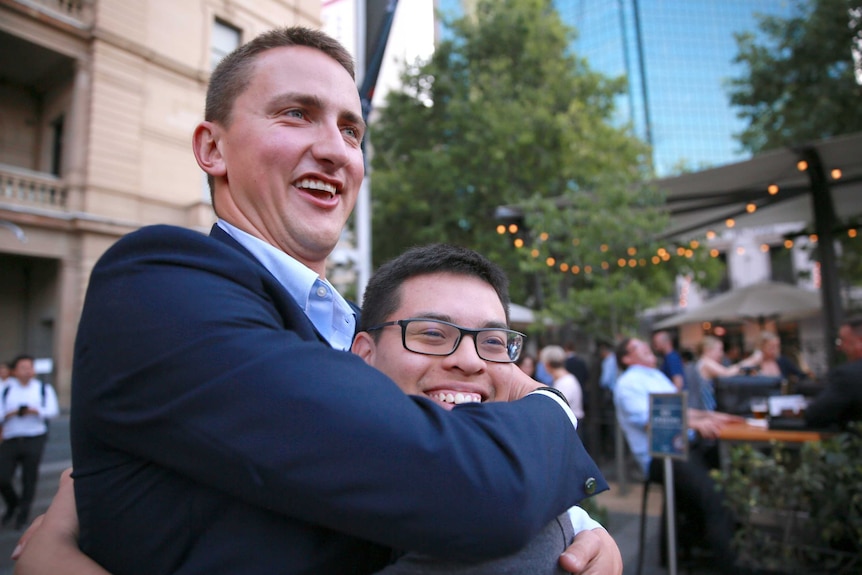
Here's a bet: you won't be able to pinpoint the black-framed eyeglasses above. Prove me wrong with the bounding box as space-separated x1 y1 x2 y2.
365 318 525 363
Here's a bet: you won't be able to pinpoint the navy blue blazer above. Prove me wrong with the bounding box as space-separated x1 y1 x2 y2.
71 224 607 575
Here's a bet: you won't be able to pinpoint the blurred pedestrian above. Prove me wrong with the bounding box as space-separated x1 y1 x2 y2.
651 331 685 391
515 354 538 380
597 341 617 392
563 342 590 389
540 346 584 420
0 354 59 529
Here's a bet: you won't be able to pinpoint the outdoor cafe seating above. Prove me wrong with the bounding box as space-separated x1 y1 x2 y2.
713 374 832 469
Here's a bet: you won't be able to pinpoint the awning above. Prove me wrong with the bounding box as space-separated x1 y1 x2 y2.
653 281 821 329
657 131 862 240
653 131 862 366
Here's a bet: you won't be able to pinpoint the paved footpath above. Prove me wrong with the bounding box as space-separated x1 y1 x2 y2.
0 416 717 575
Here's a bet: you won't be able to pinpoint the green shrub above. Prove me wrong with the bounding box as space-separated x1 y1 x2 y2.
714 423 862 574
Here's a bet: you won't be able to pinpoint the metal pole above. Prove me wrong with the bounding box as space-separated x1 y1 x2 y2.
799 146 843 368
663 457 678 575
356 176 372 301
615 420 628 496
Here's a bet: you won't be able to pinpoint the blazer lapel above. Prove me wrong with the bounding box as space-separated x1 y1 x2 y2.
208 224 330 345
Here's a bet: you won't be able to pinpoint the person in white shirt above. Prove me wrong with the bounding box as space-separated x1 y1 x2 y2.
0 354 59 529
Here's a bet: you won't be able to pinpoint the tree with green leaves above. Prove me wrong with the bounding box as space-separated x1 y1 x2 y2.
369 0 723 338
727 0 862 154
727 0 862 292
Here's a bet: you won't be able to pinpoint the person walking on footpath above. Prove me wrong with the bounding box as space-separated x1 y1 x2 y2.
0 354 59 529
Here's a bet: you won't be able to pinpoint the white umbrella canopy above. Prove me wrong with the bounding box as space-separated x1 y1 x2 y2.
508 303 535 326
654 281 821 329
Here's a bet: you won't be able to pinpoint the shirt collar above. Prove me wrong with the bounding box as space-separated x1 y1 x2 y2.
216 220 356 349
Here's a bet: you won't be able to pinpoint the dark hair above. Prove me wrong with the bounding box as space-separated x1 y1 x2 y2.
359 244 511 336
596 339 613 351
10 354 34 370
204 26 356 197
615 338 632 372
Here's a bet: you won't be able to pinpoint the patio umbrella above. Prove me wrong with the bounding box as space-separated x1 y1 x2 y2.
653 281 821 329
509 303 535 327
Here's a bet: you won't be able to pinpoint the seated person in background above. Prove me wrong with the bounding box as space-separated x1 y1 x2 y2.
695 336 762 411
14 245 621 575
597 340 617 392
614 337 744 575
754 332 808 384
805 315 862 430
651 331 685 391
540 345 585 421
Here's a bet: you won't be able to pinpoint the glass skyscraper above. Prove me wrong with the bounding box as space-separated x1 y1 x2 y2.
561 0 795 176
434 0 796 176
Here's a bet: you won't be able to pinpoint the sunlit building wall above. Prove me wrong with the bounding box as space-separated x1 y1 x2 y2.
0 0 321 403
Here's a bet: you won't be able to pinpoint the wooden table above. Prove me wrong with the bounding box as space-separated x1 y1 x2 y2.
716 421 832 473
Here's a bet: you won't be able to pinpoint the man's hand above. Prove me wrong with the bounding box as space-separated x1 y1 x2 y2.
688 409 744 439
559 528 623 575
13 468 111 575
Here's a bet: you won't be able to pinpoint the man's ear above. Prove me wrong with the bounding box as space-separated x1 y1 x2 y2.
351 332 376 365
193 121 227 178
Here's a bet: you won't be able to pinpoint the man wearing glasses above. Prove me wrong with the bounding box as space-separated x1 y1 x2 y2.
353 243 609 573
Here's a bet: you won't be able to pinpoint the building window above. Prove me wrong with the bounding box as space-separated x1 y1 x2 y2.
714 251 730 294
203 19 241 202
769 245 795 284
50 115 64 176
211 19 241 71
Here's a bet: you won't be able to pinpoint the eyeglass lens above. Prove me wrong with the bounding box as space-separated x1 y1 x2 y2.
402 320 522 362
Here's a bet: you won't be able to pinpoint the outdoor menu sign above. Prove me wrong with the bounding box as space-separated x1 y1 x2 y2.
649 392 689 460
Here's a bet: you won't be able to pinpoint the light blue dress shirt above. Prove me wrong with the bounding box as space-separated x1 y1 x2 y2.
613 364 676 475
600 353 618 391
216 220 356 351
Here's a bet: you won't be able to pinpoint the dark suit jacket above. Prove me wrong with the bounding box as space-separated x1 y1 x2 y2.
805 358 862 429
71 225 607 575
564 355 589 389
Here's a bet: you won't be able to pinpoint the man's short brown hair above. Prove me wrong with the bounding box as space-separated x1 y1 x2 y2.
206 26 355 127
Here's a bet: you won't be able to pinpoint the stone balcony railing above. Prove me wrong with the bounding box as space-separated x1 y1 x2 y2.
0 164 68 211
11 0 94 26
